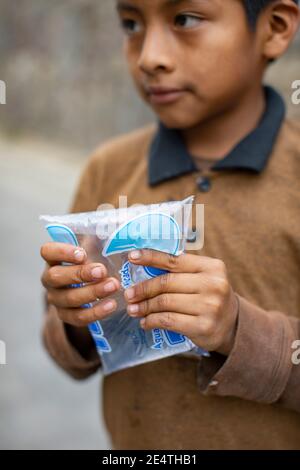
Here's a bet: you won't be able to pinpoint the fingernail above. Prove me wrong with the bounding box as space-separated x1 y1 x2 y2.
125 287 135 300
74 249 85 261
140 318 146 327
91 266 104 279
103 300 116 312
104 281 117 293
129 250 141 260
128 304 139 315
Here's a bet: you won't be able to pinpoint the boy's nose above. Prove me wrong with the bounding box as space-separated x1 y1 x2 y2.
138 28 175 75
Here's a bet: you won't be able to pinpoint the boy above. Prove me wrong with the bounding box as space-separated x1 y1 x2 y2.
40 0 300 449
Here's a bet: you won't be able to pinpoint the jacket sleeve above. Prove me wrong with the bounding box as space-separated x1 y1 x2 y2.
197 294 300 413
42 302 101 380
41 151 106 380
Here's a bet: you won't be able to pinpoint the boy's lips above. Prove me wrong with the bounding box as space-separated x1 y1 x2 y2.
145 86 188 105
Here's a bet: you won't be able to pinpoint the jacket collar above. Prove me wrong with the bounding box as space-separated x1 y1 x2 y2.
148 86 285 186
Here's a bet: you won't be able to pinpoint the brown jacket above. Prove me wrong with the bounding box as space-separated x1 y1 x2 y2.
43 119 300 450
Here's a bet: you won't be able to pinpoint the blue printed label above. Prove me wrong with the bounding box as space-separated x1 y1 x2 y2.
143 266 168 278
119 260 133 289
102 212 180 257
89 322 112 353
151 329 164 350
151 328 187 350
162 330 186 347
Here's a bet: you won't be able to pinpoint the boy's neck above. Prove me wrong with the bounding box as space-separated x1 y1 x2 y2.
181 85 266 162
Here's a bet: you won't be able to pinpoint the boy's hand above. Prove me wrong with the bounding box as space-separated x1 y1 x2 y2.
125 249 239 356
40 242 120 327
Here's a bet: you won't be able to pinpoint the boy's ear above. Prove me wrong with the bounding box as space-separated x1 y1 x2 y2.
261 0 300 61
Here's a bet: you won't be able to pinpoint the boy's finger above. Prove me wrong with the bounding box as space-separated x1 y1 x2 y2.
47 277 120 308
42 262 108 288
127 293 206 318
140 311 211 345
139 311 197 336
57 299 118 327
128 249 213 273
40 242 87 266
124 272 203 303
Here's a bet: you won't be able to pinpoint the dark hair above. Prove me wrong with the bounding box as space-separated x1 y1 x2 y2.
243 0 299 29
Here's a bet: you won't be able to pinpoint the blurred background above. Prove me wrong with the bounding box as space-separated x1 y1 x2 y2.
0 0 299 450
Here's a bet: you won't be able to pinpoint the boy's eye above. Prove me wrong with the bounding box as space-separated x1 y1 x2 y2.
120 18 143 36
174 14 202 29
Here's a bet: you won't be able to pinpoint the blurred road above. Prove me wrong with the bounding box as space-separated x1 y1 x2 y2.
0 134 111 449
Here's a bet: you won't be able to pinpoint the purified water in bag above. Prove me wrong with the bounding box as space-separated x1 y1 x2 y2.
40 195 208 375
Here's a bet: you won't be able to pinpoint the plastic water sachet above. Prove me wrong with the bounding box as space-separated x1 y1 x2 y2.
40 195 207 375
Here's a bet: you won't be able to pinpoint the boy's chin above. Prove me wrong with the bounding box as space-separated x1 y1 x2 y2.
156 111 204 130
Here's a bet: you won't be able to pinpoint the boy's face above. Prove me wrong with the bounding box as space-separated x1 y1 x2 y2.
116 0 265 129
